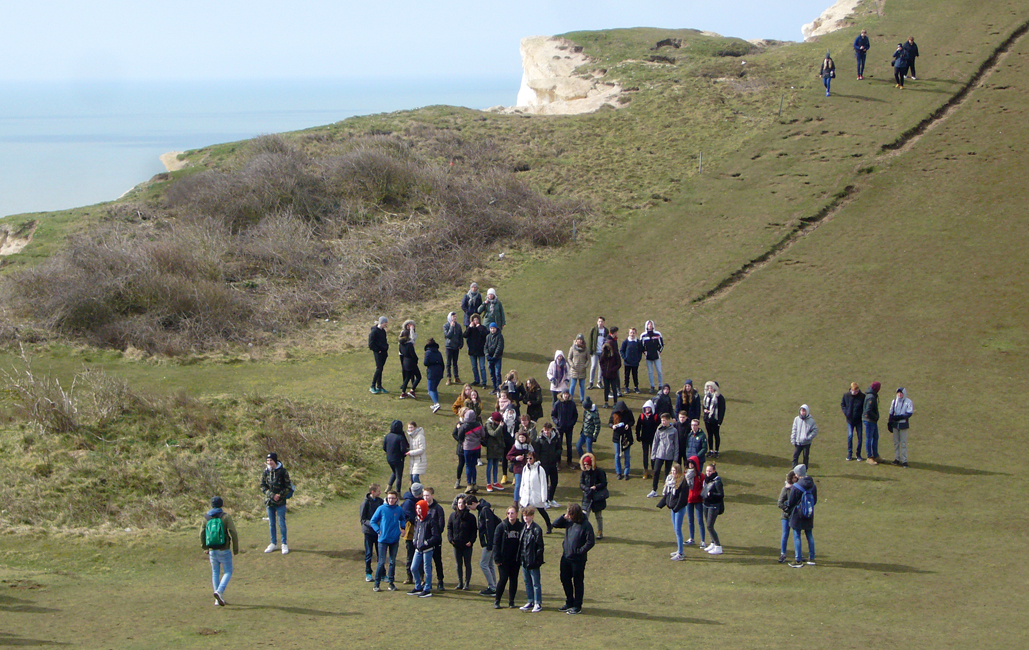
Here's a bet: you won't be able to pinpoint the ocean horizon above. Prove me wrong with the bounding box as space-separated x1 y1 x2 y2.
0 77 518 218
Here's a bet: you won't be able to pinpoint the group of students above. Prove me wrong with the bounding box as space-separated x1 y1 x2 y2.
819 28 921 97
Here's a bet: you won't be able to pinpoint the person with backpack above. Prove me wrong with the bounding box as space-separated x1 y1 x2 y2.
700 462 724 555
791 404 818 468
201 496 239 606
359 484 384 581
466 495 499 596
383 420 410 494
787 464 817 568
518 506 546 612
368 316 389 394
370 490 407 592
261 452 292 555
777 470 798 564
443 312 464 386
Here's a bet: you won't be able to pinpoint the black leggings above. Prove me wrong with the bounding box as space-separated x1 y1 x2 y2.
543 465 559 501
603 376 620 404
495 563 519 605
652 458 674 491
401 365 421 392
446 349 461 378
454 545 473 585
560 427 575 464
894 69 905 86
623 365 639 389
706 421 721 452
433 543 444 582
642 438 653 470
372 351 387 390
388 460 405 492
455 446 465 482
537 508 552 530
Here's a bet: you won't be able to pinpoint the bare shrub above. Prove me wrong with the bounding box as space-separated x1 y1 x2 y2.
1 345 78 435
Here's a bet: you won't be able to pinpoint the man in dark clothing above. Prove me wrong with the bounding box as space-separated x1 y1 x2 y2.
484 323 505 394
359 484 384 581
599 327 622 407
853 28 870 79
422 487 447 591
903 36 919 79
534 422 563 504
786 464 817 568
551 392 579 467
841 382 866 461
383 420 410 493
464 314 488 388
863 381 882 464
466 495 499 595
368 316 389 394
461 283 483 327
492 505 524 608
260 452 291 554
552 502 596 615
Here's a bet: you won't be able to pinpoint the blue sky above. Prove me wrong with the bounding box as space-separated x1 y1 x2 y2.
0 1 835 82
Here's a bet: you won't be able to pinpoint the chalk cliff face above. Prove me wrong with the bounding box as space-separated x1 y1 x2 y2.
802 0 864 41
493 36 622 115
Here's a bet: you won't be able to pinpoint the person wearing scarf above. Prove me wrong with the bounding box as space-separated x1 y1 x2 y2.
547 350 570 404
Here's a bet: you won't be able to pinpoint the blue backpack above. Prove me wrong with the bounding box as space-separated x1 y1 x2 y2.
795 484 815 518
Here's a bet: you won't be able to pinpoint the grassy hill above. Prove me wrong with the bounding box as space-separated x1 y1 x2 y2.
2 0 1028 647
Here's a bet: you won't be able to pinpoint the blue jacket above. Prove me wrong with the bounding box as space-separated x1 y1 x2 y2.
370 502 407 543
619 338 643 367
853 34 870 54
423 342 445 382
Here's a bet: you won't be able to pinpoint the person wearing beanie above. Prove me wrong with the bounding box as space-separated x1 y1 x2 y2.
461 283 483 327
863 381 882 464
791 405 818 468
368 316 390 394
786 464 817 567
892 42 909 88
841 382 866 461
640 320 664 393
484 322 505 395
423 337 445 413
201 495 239 606
551 391 579 467
421 487 447 591
888 387 914 467
676 379 702 424
702 381 727 458
260 452 292 554
478 288 506 331
654 384 674 425
443 312 463 386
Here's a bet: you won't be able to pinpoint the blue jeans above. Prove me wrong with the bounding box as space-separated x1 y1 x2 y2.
486 458 500 485
847 421 863 457
780 519 791 555
513 473 523 503
568 377 585 403
793 528 815 561
209 549 233 595
470 355 486 385
615 445 630 476
376 540 398 584
646 358 663 389
671 508 685 555
267 504 287 545
464 448 480 484
856 51 867 76
427 377 440 405
487 357 503 391
576 434 593 459
687 502 705 542
823 75 832 94
522 566 542 605
410 473 421 484
864 421 879 458
412 547 434 591
363 532 378 573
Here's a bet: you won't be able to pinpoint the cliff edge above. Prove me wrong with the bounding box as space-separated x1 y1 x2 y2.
802 0 866 41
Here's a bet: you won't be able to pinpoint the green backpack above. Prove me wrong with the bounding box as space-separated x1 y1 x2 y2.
204 514 227 548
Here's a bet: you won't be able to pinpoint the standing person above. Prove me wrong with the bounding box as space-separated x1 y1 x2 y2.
400 483 423 584
674 411 692 467
610 400 635 480
359 484 384 582
534 422 563 506
684 419 709 468
566 334 590 403
461 283 483 327
656 464 688 560
452 384 473 417
478 288 506 330
620 327 643 394
654 384 674 424
492 505 524 609
791 405 818 468
841 382 866 461
408 500 440 597
676 379 702 422
853 28 870 79
903 36 919 79
398 326 420 399
586 317 608 390
640 320 664 393
466 495 499 596
892 43 909 89
484 412 507 493
787 464 817 568
261 452 291 554
423 338 445 413
546 350 570 404
702 381 726 458
600 327 622 408
464 314 488 388
863 381 882 464
578 453 608 539
820 51 836 97
777 470 798 563
518 506 546 612
448 495 478 590
648 413 679 497
368 316 389 394
684 456 706 548
405 423 426 488
552 503 596 615
383 420 410 494
443 312 463 387
484 322 505 395
523 378 545 422
552 391 579 468
700 462 725 555
636 400 659 479
460 410 485 494
201 496 239 606
422 487 447 592
519 452 553 532
507 431 533 504
369 490 406 592
576 396 599 462
888 387 914 467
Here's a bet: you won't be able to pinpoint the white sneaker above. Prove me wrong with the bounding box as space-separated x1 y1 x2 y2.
670 553 684 561
519 602 533 611
699 542 709 550
670 551 679 557
531 604 543 613
281 543 290 555
707 545 723 555
646 490 659 498
213 591 225 606
550 500 561 508
264 544 279 553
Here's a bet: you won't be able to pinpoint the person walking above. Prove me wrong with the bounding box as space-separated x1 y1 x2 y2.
492 505 524 609
640 320 664 393
552 503 596 615
464 314 488 388
903 36 919 79
383 420 410 493
600 327 622 407
576 396 599 462
423 338 445 413
702 381 726 458
368 316 389 394
820 51 836 97
261 452 292 554
700 462 725 555
863 381 882 464
656 464 689 560
777 470 798 563
888 387 914 467
791 404 818 468
408 499 441 597
201 496 239 606
579 453 608 539
398 325 420 398
636 400 659 479
478 288 506 330
620 327 642 394
892 43 909 88
485 322 505 395
369 489 406 592
566 334 590 403
586 317 608 390
546 350 570 404
648 413 679 497
359 484 384 582
443 312 464 386
853 28 870 79
786 464 817 568
518 506 546 612
448 494 478 590
466 495 500 596
552 391 579 468
841 382 866 461
461 283 483 327
610 400 635 480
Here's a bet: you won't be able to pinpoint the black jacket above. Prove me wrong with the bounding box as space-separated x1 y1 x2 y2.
533 431 562 468
518 522 546 570
383 420 410 464
399 336 419 371
701 472 724 508
484 331 505 358
657 481 689 512
443 321 463 350
609 401 635 445
413 515 441 552
841 389 865 424
551 399 579 431
636 411 659 443
787 476 817 531
580 468 608 512
447 509 478 547
493 518 525 566
428 501 446 545
524 383 544 421
552 515 596 560
260 463 292 507
360 492 384 536
676 389 702 421
368 326 388 355
476 499 501 549
464 324 488 356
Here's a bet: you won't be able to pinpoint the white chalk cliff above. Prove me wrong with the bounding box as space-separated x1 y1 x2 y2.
802 0 865 41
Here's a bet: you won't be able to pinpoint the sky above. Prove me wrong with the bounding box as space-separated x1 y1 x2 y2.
0 1 835 82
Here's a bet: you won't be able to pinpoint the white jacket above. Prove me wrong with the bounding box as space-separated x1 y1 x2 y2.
519 462 549 509
407 427 427 474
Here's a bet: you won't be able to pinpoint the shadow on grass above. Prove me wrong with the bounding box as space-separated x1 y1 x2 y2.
600 503 654 512
0 632 70 647
290 548 363 562
595 535 667 548
835 473 897 482
908 462 1005 476
727 492 775 506
236 604 356 617
0 595 59 614
583 607 721 625
721 450 784 469
721 546 932 573
505 351 552 365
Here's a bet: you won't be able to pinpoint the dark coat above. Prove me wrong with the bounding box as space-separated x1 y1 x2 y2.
413 515 441 552
464 324 488 356
580 467 608 512
599 337 622 379
443 321 463 350
383 420 410 464
552 514 596 560
701 472 724 509
654 393 674 420
518 521 546 570
657 480 689 512
841 389 865 424
493 518 525 566
619 338 643 367
399 336 419 372
787 476 817 531
260 463 292 507
551 399 579 431
447 509 478 547
475 498 501 549
461 292 483 326
360 492 385 536
609 401 635 446
484 330 505 359
523 383 544 421
423 342 445 382
636 411 659 444
863 388 880 422
368 325 388 355
533 431 562 468
676 388 702 421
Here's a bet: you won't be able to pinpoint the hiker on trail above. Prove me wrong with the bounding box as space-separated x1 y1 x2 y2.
464 314 488 389
620 327 643 394
461 282 483 327
201 495 239 607
484 322 505 395
892 43 909 88
465 495 500 596
578 452 608 539
566 334 590 403
842 382 866 461
854 28 870 79
398 323 420 399
863 381 882 464
888 387 914 467
448 494 478 591
641 320 664 393
903 37 919 79
700 462 724 555
478 288 506 331
261 452 291 555
702 381 726 458
777 470 798 564
676 379 702 422
576 396 598 462
443 312 463 386
600 327 622 407
636 400 659 479
360 484 384 582
368 316 389 395
648 412 679 497
518 506 546 612
423 337 445 413
552 391 579 467
383 420 410 493
587 317 608 390
786 464 817 568
791 404 818 468
656 463 689 561
370 489 406 591
422 487 447 592
552 502 596 615
610 400 635 480
820 52 836 97
685 456 706 549
492 505 524 609
547 350 570 404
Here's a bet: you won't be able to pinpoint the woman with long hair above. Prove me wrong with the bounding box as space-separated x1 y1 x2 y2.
656 462 688 560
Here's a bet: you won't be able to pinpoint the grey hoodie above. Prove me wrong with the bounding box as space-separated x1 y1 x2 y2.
791 404 818 446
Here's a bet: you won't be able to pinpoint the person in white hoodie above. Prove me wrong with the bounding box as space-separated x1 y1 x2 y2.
791 405 818 468
406 422 427 485
546 350 570 404
518 451 553 532
888 387 914 467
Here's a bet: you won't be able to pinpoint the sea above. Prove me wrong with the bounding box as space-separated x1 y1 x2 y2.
0 77 517 218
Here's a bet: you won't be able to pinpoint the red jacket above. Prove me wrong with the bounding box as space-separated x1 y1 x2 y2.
686 455 704 504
